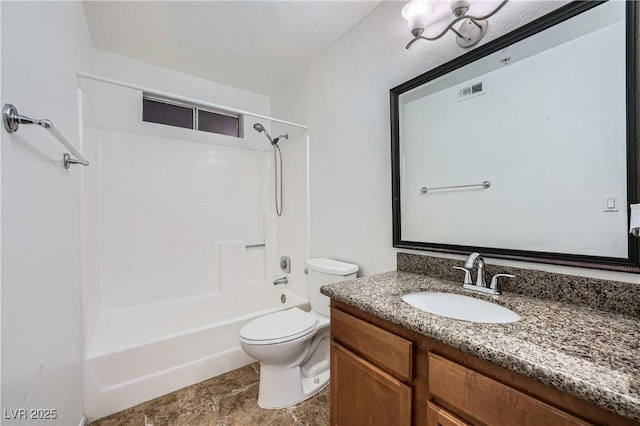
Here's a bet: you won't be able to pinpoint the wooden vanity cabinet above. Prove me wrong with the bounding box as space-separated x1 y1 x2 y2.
428 353 590 426
330 308 414 426
330 301 638 426
331 342 412 426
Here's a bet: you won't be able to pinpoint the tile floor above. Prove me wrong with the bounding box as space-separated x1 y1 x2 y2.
90 363 330 426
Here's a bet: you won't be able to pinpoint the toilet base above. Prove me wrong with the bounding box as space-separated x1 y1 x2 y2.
257 364 330 409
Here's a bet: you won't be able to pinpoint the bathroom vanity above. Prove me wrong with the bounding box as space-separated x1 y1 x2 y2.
322 267 640 426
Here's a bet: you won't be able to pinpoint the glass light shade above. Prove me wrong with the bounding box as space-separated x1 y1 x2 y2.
401 0 435 30
449 0 471 16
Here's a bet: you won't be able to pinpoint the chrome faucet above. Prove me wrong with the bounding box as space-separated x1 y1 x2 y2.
464 252 486 287
453 252 515 295
273 276 288 286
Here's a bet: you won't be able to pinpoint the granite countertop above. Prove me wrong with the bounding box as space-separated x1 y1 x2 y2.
321 270 640 422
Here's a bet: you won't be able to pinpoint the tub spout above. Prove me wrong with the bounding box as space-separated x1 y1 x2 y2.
273 276 288 286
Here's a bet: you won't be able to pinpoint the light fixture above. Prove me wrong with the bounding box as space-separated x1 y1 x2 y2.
402 0 509 49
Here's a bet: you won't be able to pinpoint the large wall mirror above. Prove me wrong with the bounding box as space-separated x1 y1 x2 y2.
391 1 639 271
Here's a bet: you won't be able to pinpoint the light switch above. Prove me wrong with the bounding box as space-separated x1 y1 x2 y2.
603 195 619 212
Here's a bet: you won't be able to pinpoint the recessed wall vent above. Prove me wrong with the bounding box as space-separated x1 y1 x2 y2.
458 81 485 101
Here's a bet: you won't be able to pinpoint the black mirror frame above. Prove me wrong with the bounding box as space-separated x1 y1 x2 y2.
390 1 640 272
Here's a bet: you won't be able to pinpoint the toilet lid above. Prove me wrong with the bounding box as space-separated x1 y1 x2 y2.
239 307 317 344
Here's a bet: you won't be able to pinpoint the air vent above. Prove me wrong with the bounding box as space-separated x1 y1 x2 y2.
458 82 485 101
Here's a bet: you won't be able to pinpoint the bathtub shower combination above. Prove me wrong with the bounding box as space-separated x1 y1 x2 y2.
80 80 312 419
86 286 307 419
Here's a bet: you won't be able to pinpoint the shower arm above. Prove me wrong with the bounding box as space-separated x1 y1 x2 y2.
271 134 289 144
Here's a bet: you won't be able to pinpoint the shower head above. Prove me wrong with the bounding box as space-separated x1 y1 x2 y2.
253 122 274 144
254 123 287 217
253 122 288 145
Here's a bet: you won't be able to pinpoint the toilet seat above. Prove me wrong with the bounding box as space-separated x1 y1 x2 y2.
239 307 317 345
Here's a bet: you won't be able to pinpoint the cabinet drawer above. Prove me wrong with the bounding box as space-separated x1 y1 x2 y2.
428 353 591 426
427 402 471 426
331 308 413 382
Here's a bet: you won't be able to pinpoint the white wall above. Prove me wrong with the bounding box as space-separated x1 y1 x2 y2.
90 48 269 118
1 2 92 425
271 1 638 283
271 1 566 276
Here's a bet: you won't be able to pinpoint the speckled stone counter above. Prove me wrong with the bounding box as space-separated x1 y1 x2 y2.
321 271 640 422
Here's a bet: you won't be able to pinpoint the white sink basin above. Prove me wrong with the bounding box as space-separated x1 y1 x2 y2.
401 291 520 323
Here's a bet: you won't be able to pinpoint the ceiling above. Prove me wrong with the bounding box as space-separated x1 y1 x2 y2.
83 1 382 97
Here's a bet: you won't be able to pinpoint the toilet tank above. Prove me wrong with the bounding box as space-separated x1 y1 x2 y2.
305 258 359 317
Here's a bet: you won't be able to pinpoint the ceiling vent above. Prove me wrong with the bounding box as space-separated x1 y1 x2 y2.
458 82 484 101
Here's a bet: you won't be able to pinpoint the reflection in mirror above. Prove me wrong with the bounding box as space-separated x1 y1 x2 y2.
391 1 638 270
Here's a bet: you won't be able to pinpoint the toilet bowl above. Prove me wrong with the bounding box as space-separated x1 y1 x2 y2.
239 258 358 409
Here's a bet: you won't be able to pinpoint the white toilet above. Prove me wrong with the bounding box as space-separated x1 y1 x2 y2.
239 258 358 409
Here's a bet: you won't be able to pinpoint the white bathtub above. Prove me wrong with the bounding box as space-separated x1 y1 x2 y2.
84 285 308 420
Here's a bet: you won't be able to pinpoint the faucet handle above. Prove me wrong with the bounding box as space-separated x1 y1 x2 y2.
453 266 473 285
489 273 515 291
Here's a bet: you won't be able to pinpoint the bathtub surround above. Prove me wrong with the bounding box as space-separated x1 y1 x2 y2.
91 363 330 426
79 42 293 419
80 125 305 418
80 50 311 419
398 253 640 316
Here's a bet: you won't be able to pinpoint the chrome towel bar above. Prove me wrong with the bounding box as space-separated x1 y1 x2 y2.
2 103 89 169
420 180 490 194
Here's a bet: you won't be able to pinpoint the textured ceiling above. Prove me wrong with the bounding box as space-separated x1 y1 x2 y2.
83 1 381 96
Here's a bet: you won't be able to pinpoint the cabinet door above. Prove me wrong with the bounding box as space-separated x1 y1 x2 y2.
331 342 412 426
426 402 471 426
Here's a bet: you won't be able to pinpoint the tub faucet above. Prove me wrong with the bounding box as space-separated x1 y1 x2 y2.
464 252 486 287
273 276 288 286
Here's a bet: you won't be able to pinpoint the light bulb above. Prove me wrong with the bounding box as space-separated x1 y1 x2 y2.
402 0 435 30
